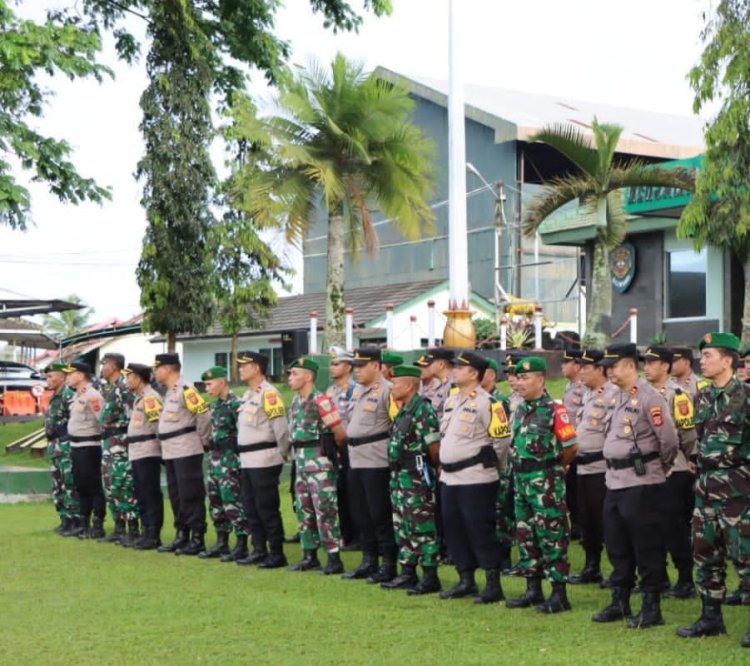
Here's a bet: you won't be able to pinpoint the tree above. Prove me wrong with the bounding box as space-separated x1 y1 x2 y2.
229 54 436 346
679 1 750 343
135 0 217 351
523 119 695 347
42 294 93 338
0 1 111 230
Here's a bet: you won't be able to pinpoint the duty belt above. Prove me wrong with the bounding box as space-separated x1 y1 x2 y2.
127 433 159 444
68 434 101 444
389 453 425 473
442 445 496 473
348 431 390 447
158 426 197 441
102 426 128 440
237 441 277 453
576 451 605 465
514 456 561 473
210 437 237 452
292 439 320 449
606 451 660 470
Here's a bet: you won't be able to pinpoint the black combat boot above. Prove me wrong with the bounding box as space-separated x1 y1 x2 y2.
726 586 742 605
236 548 268 566
742 628 750 648
288 549 322 571
498 542 513 574
322 551 344 575
665 571 696 600
134 525 161 550
62 516 85 537
257 549 288 569
569 551 603 584
98 518 125 544
176 530 206 556
342 553 378 580
408 566 441 595
537 582 571 613
158 529 189 553
475 569 504 604
381 564 418 590
199 531 230 559
367 555 397 584
88 517 105 540
506 577 545 609
57 518 71 535
221 535 249 562
592 587 632 622
440 571 479 599
627 591 664 629
120 520 141 548
676 596 727 638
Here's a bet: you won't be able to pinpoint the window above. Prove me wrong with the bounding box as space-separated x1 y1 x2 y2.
214 352 228 368
666 248 707 319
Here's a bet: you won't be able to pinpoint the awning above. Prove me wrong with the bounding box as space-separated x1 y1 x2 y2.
0 299 84 319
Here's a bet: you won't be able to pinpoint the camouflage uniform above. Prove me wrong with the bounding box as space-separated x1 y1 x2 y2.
100 375 137 523
289 390 342 554
45 385 79 520
207 392 249 537
388 394 441 567
692 376 750 603
512 391 577 583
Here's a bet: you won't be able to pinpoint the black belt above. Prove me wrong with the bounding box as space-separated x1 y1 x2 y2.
158 426 197 441
237 441 277 453
210 437 237 452
348 431 390 447
127 433 159 444
442 445 496 473
576 451 605 465
390 454 425 473
102 426 128 440
606 451 660 470
69 435 101 444
514 456 561 473
292 439 320 449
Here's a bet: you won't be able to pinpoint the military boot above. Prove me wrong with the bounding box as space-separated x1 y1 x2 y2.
98 518 125 544
134 525 161 551
342 553 379 580
726 586 742 606
408 566 441 596
381 564 418 590
367 555 397 584
475 569 504 604
288 549 322 571
57 518 71 535
221 535 249 562
742 628 750 648
89 517 105 540
236 549 268 566
120 520 141 548
627 592 664 629
592 587 632 622
569 551 602 584
176 530 206 556
77 516 91 539
62 517 85 538
158 529 189 553
257 549 288 569
665 576 696 600
506 577 545 609
676 596 727 638
322 551 344 576
537 582 571 613
440 571 478 600
199 531 230 559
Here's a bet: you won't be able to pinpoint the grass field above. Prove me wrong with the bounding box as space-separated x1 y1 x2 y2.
2 497 748 665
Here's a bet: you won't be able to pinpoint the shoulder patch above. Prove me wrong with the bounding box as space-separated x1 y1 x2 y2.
649 406 664 427
143 395 163 422
488 401 511 439
315 394 341 428
553 403 576 443
672 391 694 429
388 395 399 422
183 386 209 415
263 390 285 418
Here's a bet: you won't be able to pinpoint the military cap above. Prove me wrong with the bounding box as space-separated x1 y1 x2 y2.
122 363 152 382
641 346 673 364
381 351 404 366
414 353 430 367
599 342 639 367
154 353 180 368
351 348 381 366
425 348 455 364
698 332 740 352
201 366 228 381
671 347 694 361
504 351 528 374
454 351 489 374
579 349 603 365
515 356 547 374
44 361 68 373
391 365 422 379
289 357 319 374
62 361 93 375
329 346 354 364
100 352 125 369
561 349 583 362
486 358 499 373
237 351 269 372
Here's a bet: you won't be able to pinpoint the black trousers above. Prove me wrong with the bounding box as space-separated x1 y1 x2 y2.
241 465 284 554
348 467 396 558
165 454 206 533
132 456 164 530
603 483 668 592
566 460 579 529
441 481 501 573
71 446 105 522
663 470 695 577
577 472 606 556
337 446 357 545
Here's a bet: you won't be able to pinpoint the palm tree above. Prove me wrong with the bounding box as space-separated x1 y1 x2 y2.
42 294 93 339
229 53 436 347
523 118 695 347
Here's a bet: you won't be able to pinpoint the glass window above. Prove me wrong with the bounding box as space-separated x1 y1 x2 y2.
666 248 707 318
214 352 228 368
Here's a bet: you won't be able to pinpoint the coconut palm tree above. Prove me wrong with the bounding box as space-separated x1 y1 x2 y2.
523 118 695 347
229 53 436 347
42 294 93 339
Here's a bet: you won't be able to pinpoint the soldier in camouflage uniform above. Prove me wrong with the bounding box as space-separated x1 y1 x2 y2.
384 365 442 594
287 357 347 574
677 333 750 648
44 361 81 536
98 353 138 545
507 356 578 614
197 366 250 562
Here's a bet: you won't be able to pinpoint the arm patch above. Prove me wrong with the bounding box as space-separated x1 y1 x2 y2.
144 395 163 422
488 401 511 439
553 403 576 443
672 391 694 429
263 390 285 418
315 395 341 428
183 386 209 415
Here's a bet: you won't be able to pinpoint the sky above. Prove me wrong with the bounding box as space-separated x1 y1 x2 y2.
0 0 712 322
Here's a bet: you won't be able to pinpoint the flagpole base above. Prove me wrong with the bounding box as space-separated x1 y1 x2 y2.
442 309 476 349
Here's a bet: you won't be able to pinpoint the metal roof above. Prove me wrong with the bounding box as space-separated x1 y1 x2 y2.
0 298 84 319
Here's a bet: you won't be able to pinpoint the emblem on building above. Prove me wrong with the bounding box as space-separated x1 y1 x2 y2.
610 242 636 294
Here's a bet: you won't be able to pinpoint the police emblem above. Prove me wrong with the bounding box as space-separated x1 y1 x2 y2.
610 242 636 294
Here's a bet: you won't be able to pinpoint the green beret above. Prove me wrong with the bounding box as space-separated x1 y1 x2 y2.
486 358 499 373
289 357 319 373
391 365 422 379
381 351 404 366
698 332 740 352
44 361 68 373
515 356 547 374
201 366 228 381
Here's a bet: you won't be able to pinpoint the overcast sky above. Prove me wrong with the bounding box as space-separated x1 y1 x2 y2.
0 0 711 321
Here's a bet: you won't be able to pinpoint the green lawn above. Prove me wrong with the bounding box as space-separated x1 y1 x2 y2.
1 497 747 665
0 419 48 468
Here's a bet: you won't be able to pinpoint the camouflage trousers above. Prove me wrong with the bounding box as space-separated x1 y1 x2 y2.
48 439 79 520
390 469 439 567
294 460 341 554
207 449 249 536
496 468 515 546
514 468 570 583
693 484 750 604
102 449 139 522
